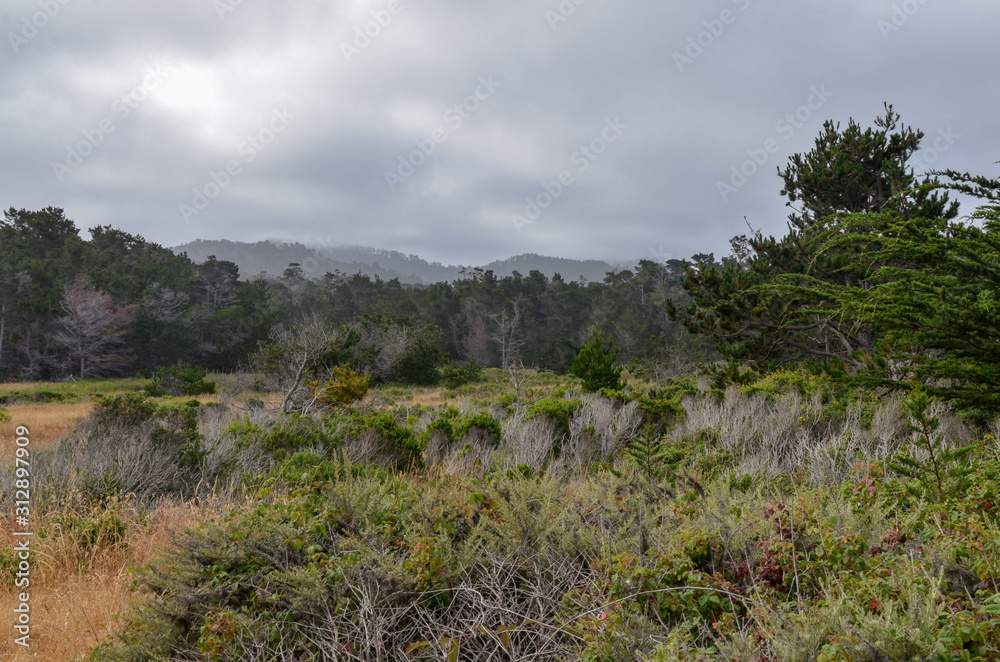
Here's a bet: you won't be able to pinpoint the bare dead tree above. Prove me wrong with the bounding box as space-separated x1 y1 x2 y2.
462 314 492 367
255 316 342 413
141 284 190 323
450 298 492 367
506 359 532 402
490 296 525 371
53 278 137 378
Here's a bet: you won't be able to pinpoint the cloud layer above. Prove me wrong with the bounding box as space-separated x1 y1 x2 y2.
3 0 996 265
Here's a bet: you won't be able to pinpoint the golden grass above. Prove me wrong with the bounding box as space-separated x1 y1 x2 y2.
0 499 220 661
0 402 93 463
0 382 242 659
404 387 448 407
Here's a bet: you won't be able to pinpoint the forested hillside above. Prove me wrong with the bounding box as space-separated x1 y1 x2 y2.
173 240 619 285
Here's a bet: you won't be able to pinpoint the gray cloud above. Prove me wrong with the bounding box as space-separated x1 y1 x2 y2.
2 0 997 266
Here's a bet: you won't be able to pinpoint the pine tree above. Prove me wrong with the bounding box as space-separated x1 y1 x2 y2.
571 326 622 392
889 388 974 501
671 105 957 370
624 426 676 482
823 181 1000 412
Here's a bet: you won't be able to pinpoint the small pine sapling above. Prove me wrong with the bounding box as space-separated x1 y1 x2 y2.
890 388 974 501
624 426 679 482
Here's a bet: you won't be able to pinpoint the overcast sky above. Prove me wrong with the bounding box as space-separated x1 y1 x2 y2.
2 0 997 266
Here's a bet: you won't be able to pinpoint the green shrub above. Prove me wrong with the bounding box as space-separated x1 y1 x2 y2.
439 361 485 389
93 391 158 428
307 363 370 408
421 411 501 453
228 414 340 461
152 401 205 468
0 545 27 589
889 387 975 502
144 361 216 397
0 390 69 405
267 451 392 485
337 409 422 467
453 411 502 443
527 397 581 435
396 325 448 385
51 510 128 550
0 410 10 423
624 427 681 481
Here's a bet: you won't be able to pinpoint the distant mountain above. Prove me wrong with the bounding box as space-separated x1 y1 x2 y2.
481 254 618 283
173 239 421 283
172 240 618 284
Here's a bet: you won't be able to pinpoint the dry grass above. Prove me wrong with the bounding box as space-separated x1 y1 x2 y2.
408 388 448 407
0 402 93 462
0 498 219 661
382 386 450 409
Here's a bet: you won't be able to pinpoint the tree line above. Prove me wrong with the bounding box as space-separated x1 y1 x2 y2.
0 208 710 381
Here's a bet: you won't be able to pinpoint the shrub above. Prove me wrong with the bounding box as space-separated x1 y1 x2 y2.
336 410 422 468
92 391 158 428
624 427 680 481
50 509 128 550
396 324 448 385
227 414 340 462
439 361 485 389
144 361 216 397
307 363 370 409
267 451 391 485
423 411 502 469
0 390 69 405
527 396 581 436
24 392 209 505
453 411 502 443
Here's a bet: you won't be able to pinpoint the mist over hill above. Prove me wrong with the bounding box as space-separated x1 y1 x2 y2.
172 239 620 284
